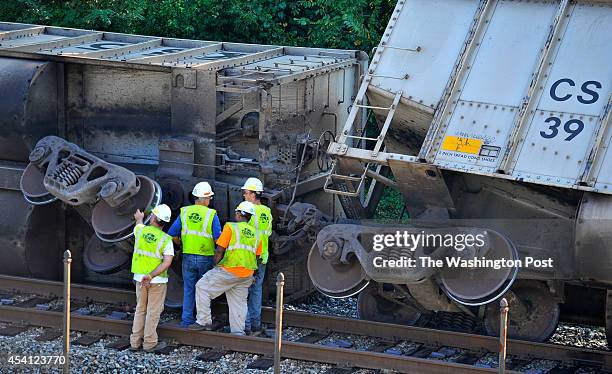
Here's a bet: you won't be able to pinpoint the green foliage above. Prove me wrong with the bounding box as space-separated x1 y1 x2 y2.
0 0 395 53
374 186 409 222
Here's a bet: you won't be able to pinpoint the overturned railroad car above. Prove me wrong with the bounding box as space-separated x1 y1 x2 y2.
312 0 612 344
0 21 368 306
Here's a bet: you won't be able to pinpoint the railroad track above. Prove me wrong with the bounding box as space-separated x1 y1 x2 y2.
0 275 610 373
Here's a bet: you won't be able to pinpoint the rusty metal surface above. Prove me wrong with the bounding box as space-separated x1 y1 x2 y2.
0 305 516 374
0 275 134 304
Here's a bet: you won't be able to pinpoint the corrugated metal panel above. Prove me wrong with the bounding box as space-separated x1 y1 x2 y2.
0 22 359 84
355 0 612 195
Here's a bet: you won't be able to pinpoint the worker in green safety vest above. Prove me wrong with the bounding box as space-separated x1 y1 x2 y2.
188 201 263 335
167 181 221 328
241 177 273 335
129 204 174 353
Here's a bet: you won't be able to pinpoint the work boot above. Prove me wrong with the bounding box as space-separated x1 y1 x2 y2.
143 341 167 353
248 325 265 337
188 322 213 331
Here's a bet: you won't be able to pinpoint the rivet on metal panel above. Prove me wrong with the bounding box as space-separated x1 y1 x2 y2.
477 104 481 107
540 111 544 115
543 147 547 151
554 151 558 155
460 116 464 120
484 125 488 128
469 103 473 106
496 130 500 134
461 102 465 106
486 105 489 109
560 114 563 118
531 143 535 146
566 156 570 159
494 106 497 110
472 120 476 124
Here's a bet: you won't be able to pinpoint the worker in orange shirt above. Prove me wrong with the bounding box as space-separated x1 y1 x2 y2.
188 201 262 335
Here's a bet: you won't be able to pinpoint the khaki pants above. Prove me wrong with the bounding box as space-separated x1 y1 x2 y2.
130 282 167 350
195 267 253 334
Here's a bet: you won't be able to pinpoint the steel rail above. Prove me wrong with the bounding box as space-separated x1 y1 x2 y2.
1 275 611 369
0 306 512 374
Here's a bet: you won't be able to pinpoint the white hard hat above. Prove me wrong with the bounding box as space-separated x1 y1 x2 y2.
152 204 172 222
235 201 256 215
241 177 263 192
192 181 214 198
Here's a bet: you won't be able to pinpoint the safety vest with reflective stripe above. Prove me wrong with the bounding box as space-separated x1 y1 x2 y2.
180 205 216 256
218 222 258 271
131 225 171 278
249 204 272 264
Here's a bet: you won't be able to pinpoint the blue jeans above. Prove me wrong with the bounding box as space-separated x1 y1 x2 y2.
245 263 266 331
181 254 214 327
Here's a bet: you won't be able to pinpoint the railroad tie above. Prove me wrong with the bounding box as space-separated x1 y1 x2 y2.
247 357 274 370
0 324 28 337
105 337 131 350
35 328 62 342
196 350 228 362
72 332 103 346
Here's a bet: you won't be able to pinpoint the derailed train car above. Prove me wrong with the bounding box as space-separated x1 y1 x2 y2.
311 0 612 344
0 21 368 306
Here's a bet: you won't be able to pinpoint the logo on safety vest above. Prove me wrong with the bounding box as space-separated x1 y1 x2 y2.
241 228 255 239
143 233 157 244
188 212 202 223
259 213 270 224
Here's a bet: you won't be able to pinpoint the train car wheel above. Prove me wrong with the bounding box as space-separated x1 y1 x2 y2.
484 281 559 342
357 283 421 325
307 243 369 298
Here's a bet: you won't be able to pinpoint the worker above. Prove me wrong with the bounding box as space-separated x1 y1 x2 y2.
167 182 221 328
189 201 262 335
130 204 174 353
241 177 273 335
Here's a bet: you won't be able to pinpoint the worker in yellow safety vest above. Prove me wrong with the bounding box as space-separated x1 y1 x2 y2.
189 201 262 335
241 177 273 335
130 204 174 353
167 181 221 328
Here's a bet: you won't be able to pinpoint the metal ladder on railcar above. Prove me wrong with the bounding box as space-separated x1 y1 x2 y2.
323 90 402 197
